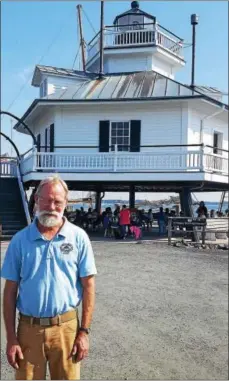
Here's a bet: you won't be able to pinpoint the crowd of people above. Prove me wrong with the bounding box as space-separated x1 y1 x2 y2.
29 189 228 240
65 205 183 239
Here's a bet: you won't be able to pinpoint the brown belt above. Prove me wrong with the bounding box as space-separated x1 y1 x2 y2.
19 309 77 327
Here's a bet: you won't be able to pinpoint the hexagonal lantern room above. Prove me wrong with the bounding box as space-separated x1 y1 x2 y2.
113 1 156 30
86 1 185 78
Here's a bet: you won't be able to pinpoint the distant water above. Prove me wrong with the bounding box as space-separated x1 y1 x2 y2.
69 200 228 213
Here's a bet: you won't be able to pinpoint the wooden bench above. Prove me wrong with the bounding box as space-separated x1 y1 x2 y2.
168 217 228 244
205 218 229 240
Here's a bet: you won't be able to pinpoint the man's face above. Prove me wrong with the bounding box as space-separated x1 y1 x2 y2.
35 183 67 227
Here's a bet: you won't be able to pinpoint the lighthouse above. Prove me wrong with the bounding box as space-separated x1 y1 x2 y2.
9 1 228 232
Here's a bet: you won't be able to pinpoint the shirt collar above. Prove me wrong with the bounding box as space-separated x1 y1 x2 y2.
30 217 69 241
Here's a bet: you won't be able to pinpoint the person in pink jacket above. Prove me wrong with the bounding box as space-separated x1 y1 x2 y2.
119 205 130 239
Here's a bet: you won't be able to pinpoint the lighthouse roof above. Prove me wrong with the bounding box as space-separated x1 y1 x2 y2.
45 70 210 101
13 66 228 133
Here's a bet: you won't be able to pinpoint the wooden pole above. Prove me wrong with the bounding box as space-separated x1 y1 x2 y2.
77 4 86 72
99 1 104 77
168 218 172 245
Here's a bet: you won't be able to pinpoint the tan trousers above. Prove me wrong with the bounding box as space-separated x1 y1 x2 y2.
16 317 80 380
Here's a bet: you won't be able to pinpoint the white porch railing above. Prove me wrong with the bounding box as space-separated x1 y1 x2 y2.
203 153 228 174
19 148 228 176
87 24 183 63
0 159 17 177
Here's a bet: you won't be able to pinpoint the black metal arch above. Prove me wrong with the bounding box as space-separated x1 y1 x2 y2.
0 132 21 159
0 111 37 146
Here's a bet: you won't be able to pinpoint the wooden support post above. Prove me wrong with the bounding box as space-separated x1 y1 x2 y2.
95 192 102 214
129 185 135 209
202 224 206 245
180 188 198 242
168 218 172 245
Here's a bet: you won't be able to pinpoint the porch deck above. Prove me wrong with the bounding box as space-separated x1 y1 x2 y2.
2 145 228 187
17 145 228 186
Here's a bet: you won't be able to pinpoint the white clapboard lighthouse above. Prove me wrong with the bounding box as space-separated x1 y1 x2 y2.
8 1 228 218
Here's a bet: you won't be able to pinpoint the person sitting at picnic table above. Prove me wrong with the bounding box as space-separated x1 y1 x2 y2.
130 214 142 240
110 214 121 239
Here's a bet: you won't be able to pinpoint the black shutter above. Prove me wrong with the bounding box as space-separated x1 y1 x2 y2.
37 133 41 152
99 121 110 152
50 124 55 152
45 128 48 152
130 120 141 152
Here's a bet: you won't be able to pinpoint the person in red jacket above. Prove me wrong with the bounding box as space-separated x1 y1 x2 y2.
119 205 130 239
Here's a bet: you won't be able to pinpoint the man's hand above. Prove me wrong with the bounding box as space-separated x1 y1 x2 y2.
6 339 24 370
70 331 89 363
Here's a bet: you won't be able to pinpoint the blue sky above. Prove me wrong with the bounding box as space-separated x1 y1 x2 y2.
1 1 228 201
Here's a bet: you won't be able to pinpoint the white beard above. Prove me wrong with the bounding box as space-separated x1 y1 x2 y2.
36 210 64 227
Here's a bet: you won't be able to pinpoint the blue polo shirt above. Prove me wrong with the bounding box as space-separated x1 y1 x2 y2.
1 218 97 318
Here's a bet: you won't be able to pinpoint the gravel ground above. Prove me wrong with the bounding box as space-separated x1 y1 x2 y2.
1 240 228 380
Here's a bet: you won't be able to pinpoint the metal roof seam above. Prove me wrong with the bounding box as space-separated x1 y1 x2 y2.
135 71 147 98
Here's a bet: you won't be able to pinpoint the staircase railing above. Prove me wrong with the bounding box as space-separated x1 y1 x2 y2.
218 191 228 213
16 161 31 225
0 157 17 177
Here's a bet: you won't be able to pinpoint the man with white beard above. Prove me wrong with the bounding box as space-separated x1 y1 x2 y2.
1 175 97 380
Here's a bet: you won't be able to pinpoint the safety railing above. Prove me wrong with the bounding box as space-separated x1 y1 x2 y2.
0 158 17 177
19 145 228 176
87 23 183 64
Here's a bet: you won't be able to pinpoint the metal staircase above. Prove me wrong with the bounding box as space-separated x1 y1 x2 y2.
0 158 31 240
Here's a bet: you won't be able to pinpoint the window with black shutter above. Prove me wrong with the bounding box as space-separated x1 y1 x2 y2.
130 120 141 152
99 121 110 152
50 124 55 152
37 133 41 152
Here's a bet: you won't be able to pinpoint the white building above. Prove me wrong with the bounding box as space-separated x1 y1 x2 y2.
13 1 228 214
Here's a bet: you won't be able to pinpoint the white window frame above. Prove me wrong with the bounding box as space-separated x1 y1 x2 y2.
213 130 223 155
39 78 47 98
109 121 131 152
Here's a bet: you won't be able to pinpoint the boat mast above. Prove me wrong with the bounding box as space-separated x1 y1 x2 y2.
99 0 104 77
77 4 86 72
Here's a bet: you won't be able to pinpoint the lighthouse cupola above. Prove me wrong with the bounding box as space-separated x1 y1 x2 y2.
113 1 156 31
86 2 185 78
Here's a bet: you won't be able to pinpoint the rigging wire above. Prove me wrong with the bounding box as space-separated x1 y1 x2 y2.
82 7 97 35
2 8 74 120
72 45 81 70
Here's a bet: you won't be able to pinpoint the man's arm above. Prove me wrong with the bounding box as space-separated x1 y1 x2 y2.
3 280 18 341
3 280 24 369
70 275 95 362
80 275 95 329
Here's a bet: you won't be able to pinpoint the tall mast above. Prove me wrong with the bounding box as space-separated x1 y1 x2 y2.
77 4 86 72
191 14 199 88
99 1 104 77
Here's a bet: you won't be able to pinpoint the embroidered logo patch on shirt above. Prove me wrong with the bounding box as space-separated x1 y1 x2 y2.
60 243 74 254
